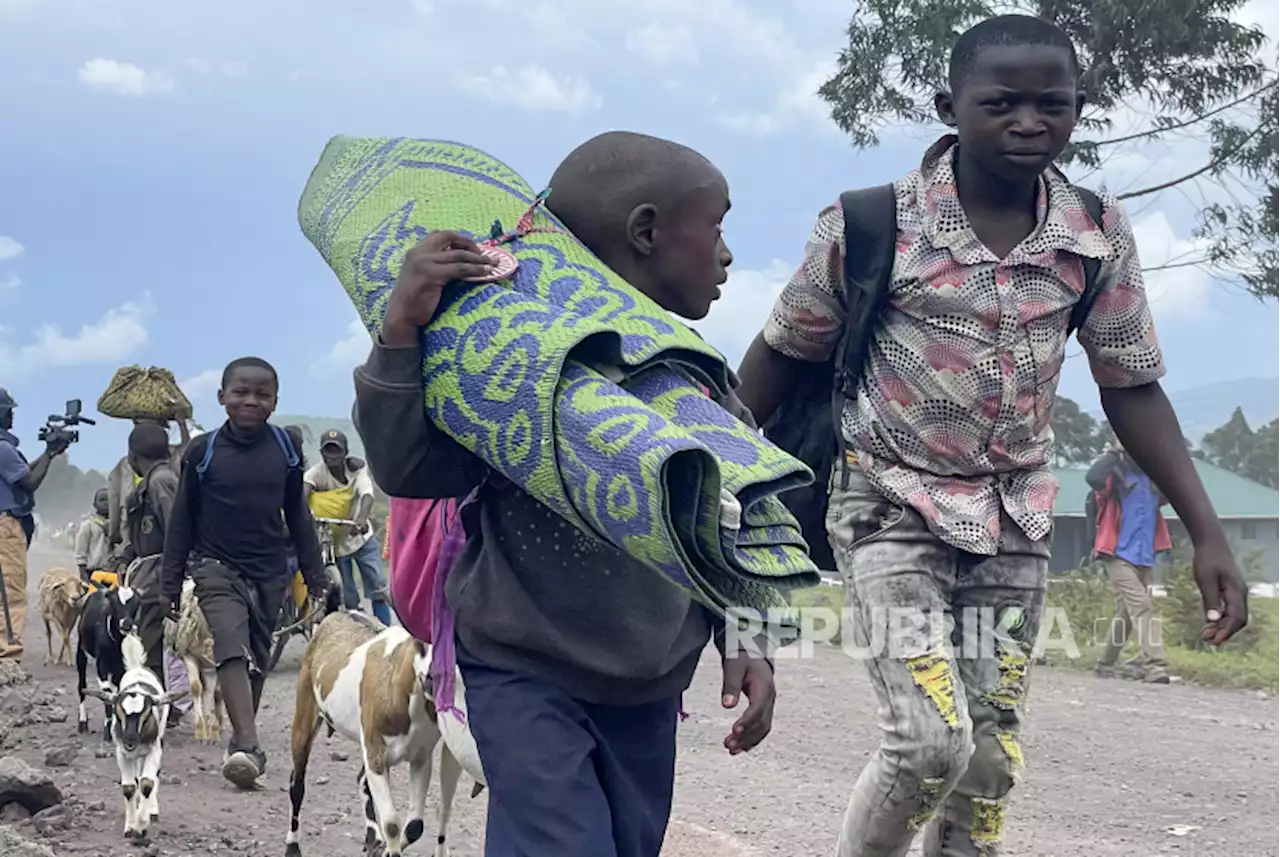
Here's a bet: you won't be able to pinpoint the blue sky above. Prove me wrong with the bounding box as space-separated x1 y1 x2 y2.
1 0 1276 472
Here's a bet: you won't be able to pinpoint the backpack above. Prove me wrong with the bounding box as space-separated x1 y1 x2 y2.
194 423 301 483
762 183 1107 572
386 497 457 643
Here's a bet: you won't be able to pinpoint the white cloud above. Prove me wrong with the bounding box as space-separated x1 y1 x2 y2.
0 276 19 293
457 65 601 113
626 24 698 67
78 59 176 96
1129 211 1216 322
186 57 250 78
0 236 23 260
690 261 792 365
179 369 222 401
312 318 372 377
717 62 839 138
0 299 152 379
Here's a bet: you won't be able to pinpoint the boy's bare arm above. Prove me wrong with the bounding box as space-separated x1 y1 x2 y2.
735 334 805 425
1102 382 1247 642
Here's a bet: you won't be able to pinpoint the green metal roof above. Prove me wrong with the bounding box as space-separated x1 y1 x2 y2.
1052 460 1280 520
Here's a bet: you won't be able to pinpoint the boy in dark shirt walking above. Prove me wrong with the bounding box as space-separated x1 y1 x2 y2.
161 357 326 789
355 131 776 857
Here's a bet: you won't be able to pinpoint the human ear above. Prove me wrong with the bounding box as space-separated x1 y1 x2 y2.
624 203 659 256
934 90 957 127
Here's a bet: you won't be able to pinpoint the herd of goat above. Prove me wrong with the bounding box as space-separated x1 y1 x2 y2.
35 566 482 856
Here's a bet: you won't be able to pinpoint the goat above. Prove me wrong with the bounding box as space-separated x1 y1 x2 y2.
286 610 464 857
164 578 222 742
83 632 184 840
76 584 141 742
38 567 88 667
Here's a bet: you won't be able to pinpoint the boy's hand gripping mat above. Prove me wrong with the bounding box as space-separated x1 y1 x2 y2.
298 136 820 631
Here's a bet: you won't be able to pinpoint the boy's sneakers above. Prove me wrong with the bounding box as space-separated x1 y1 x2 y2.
222 744 267 789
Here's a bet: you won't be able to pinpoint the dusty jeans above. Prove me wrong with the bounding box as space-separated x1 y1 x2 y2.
1096 556 1167 675
829 465 1047 857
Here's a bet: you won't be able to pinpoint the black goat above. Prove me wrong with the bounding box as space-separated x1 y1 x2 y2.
76 584 141 742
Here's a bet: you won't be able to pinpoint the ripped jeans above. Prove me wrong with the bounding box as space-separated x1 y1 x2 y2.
829 466 1047 857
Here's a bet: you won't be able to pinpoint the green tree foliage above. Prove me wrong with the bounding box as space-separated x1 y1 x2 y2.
1050 395 1105 464
1200 407 1279 488
818 0 1278 298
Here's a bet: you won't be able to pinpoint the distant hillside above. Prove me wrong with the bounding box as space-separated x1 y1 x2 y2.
273 414 363 465
279 378 1278 481
1089 377 1279 445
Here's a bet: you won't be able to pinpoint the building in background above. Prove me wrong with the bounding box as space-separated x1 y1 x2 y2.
1051 460 1280 582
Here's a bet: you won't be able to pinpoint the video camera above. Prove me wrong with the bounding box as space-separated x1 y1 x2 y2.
38 399 95 447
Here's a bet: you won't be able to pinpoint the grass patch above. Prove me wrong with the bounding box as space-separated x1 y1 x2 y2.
784 568 1278 694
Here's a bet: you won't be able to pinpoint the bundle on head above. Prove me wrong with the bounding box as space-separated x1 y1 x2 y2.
97 366 192 421
286 611 477 857
84 633 185 841
38 567 89 667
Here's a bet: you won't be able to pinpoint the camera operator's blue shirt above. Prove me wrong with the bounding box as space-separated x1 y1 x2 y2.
0 429 34 517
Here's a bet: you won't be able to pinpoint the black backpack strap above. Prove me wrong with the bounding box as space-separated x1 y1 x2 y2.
1068 186 1106 335
836 185 898 386
833 185 898 483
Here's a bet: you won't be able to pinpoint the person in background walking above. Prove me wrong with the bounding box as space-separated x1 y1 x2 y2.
1087 437 1174 683
303 429 391 626
75 488 113 583
107 412 191 556
0 387 69 662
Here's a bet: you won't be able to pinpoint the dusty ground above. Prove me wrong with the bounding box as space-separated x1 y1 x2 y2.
2 545 1276 857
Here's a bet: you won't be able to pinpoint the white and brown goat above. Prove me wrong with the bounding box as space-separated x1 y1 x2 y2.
163 578 222 741
286 610 467 857
38 567 88 666
83 632 184 840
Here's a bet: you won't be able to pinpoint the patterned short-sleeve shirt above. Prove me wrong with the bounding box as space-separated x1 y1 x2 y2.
764 136 1165 556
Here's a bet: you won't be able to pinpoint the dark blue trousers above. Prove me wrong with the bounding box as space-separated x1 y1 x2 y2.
456 644 679 857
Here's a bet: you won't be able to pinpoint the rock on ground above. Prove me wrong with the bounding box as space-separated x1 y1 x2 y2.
0 825 59 857
0 757 63 815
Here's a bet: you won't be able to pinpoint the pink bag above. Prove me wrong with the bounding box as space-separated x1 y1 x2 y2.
387 497 456 643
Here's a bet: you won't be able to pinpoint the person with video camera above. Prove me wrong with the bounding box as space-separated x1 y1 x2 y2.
0 388 72 662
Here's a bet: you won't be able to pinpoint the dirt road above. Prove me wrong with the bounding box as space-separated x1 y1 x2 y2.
2 546 1276 857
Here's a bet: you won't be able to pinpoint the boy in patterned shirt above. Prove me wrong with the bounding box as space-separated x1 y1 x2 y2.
736 14 1248 857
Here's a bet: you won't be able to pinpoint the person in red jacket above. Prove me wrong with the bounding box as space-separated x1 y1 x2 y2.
1087 438 1173 683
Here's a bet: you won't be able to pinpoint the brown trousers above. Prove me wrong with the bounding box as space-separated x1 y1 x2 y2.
1099 555 1168 670
0 515 29 661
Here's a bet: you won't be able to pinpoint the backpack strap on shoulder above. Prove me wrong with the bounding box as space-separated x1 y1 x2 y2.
836 184 898 389
194 427 220 483
1069 186 1107 335
269 424 301 469
833 184 898 485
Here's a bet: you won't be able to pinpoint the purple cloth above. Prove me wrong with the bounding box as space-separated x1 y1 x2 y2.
164 649 193 713
429 487 479 723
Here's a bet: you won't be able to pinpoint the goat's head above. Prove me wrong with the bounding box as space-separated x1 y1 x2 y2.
83 685 185 752
104 585 141 641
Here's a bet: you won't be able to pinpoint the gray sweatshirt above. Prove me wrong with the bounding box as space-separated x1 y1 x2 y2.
353 337 762 706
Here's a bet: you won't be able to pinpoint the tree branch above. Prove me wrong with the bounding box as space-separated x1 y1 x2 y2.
1116 124 1269 201
1095 83 1274 148
1142 257 1209 273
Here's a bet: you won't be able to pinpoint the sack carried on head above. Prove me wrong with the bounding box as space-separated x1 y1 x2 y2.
97 366 192 421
